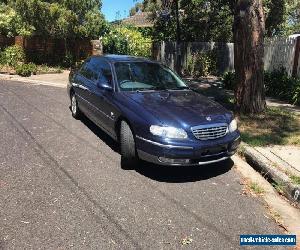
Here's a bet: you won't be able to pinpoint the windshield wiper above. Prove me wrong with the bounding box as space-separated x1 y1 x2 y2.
169 86 190 90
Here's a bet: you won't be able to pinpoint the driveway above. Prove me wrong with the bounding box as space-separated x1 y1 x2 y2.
0 79 284 249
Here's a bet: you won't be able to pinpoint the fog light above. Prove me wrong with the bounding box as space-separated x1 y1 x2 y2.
158 157 190 164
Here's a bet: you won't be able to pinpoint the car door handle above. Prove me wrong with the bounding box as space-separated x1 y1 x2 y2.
81 86 91 92
72 83 91 92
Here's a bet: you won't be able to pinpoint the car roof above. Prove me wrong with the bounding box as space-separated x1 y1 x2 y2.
92 54 157 63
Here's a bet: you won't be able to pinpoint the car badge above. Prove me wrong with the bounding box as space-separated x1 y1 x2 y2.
206 116 212 121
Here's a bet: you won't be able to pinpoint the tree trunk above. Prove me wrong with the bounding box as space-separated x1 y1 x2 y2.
233 0 266 114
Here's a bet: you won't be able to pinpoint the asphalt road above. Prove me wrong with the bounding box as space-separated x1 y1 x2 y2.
0 80 284 249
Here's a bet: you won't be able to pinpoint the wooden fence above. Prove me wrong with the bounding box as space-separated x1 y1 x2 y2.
152 41 234 75
153 36 300 77
0 35 102 65
264 37 300 76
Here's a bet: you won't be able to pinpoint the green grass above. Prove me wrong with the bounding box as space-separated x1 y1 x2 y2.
272 181 285 194
290 175 300 185
239 107 300 147
249 182 264 194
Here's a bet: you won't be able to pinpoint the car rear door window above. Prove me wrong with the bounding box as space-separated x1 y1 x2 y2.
98 61 113 86
79 59 98 82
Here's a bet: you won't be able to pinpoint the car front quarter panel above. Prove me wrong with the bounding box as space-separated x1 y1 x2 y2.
113 93 162 137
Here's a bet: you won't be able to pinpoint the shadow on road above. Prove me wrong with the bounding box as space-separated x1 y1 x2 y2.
134 159 234 183
77 111 234 183
79 115 120 153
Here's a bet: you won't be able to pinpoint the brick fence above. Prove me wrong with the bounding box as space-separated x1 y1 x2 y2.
0 35 102 65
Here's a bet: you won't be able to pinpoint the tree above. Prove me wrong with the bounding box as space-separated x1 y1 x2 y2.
265 0 286 36
102 26 152 57
130 2 144 16
0 2 34 36
8 0 106 39
284 0 300 35
233 0 266 114
140 0 233 42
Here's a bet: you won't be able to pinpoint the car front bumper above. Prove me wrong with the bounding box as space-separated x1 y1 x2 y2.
136 134 241 166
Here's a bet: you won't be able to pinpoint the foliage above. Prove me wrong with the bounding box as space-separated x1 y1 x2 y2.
27 62 37 74
62 51 75 68
222 71 236 90
284 0 300 36
290 175 300 185
249 182 264 194
0 3 34 37
184 51 216 77
15 63 36 76
265 0 300 36
222 69 300 105
1 45 25 67
102 26 152 57
139 0 300 41
265 69 300 105
36 65 63 74
129 2 144 16
4 0 107 39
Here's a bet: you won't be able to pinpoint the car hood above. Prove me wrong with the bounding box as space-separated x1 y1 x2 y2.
122 90 232 128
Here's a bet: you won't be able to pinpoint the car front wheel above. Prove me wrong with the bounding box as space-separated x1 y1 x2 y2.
120 121 138 169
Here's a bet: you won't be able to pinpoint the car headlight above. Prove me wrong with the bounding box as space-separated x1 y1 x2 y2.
150 125 188 139
229 119 238 133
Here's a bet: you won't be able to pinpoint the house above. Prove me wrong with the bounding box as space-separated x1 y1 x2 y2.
121 12 154 28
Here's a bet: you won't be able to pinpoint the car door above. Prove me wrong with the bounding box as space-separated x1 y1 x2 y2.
87 58 117 137
70 60 91 115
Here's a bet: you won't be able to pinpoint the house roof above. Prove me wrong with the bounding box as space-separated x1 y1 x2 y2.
121 12 154 28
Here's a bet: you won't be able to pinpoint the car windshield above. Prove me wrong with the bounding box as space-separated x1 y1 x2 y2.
114 61 188 91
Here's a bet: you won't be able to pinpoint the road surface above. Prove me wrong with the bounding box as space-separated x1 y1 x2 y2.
0 80 284 249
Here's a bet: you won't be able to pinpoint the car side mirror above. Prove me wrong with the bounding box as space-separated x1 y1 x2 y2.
97 81 113 91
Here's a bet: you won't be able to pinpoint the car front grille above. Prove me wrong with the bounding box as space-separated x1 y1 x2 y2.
191 123 228 140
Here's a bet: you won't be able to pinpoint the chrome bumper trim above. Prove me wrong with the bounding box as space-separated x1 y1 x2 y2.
197 156 229 166
136 136 193 149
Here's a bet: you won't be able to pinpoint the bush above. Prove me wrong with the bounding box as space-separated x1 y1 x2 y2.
222 69 300 105
264 68 300 105
15 63 37 77
293 85 300 105
102 26 152 57
62 51 75 68
1 45 25 67
183 51 216 77
222 71 236 90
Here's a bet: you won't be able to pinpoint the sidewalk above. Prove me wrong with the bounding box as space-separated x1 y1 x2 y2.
255 146 300 177
0 70 69 87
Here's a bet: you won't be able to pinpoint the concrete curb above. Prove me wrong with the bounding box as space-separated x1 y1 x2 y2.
241 144 300 208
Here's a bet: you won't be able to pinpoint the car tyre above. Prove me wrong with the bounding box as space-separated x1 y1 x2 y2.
120 121 138 169
71 92 81 119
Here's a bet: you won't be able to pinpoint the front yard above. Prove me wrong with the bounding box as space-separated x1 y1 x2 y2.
238 107 300 146
187 77 300 147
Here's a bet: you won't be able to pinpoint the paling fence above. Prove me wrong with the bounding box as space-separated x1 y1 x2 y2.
152 42 234 75
153 36 300 77
264 37 300 77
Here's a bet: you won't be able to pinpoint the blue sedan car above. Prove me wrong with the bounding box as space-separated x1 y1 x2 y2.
68 55 240 167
